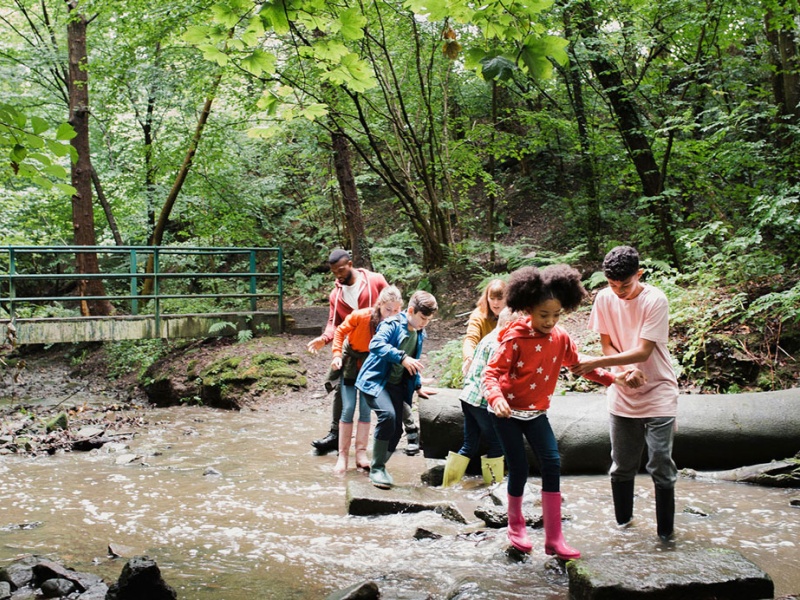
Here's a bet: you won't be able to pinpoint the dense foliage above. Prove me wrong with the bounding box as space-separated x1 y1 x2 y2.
0 0 798 391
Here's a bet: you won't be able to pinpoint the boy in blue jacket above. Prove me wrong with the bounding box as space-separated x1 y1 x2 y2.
356 290 438 488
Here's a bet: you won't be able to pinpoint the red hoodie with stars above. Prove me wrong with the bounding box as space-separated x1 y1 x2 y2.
482 317 616 413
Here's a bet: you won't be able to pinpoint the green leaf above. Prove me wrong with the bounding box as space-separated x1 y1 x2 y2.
300 103 329 121
27 152 52 166
246 126 281 139
541 35 569 66
31 116 49 135
25 133 45 149
200 44 229 66
56 122 77 141
464 47 489 71
10 144 27 163
241 49 277 76
43 164 68 178
480 55 517 81
404 0 449 21
32 175 53 190
256 93 280 115
519 40 553 79
184 25 210 44
261 0 290 34
241 14 266 45
313 40 351 63
54 183 77 196
337 8 367 41
211 3 241 28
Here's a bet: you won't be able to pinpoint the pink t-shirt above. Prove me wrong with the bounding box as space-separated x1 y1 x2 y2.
589 284 678 418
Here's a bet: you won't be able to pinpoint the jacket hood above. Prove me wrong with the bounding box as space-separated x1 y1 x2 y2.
497 316 546 343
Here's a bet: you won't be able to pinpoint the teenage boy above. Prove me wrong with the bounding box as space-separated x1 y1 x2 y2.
571 246 678 541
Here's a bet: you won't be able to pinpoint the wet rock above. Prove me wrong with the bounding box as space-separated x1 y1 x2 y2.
697 458 800 488
40 577 76 597
45 412 68 432
413 527 442 540
567 547 774 600
474 504 542 529
791 497 800 507
346 480 467 520
203 466 222 476
32 557 102 591
0 582 10 600
106 556 176 600
107 543 139 559
323 580 380 600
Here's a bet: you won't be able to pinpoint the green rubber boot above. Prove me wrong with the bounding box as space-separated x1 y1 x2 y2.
369 438 394 489
442 451 470 487
481 455 505 485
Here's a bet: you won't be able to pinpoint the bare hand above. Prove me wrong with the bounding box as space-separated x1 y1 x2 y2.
307 337 326 354
461 356 472 376
417 387 438 399
331 356 342 371
625 368 647 388
493 397 511 418
570 357 599 377
402 356 424 376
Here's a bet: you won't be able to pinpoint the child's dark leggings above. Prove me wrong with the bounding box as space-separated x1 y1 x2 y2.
490 412 561 496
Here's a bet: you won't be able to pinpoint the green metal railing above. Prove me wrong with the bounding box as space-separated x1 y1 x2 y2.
0 245 283 333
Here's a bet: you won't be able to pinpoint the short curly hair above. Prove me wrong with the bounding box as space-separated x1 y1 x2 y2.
602 246 640 281
504 264 586 312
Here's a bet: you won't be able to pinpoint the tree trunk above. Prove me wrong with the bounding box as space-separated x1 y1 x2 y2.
331 131 372 269
765 2 800 154
91 167 123 245
65 1 112 316
574 0 680 266
139 73 222 299
563 9 600 261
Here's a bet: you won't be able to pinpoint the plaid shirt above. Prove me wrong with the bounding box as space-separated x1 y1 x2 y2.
458 330 499 408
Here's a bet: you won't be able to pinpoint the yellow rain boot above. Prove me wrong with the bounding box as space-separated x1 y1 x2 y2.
442 451 470 487
481 455 505 485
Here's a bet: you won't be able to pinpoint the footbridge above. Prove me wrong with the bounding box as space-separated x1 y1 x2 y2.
1 246 289 345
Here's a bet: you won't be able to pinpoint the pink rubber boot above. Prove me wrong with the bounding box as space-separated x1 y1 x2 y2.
507 494 532 553
542 491 581 560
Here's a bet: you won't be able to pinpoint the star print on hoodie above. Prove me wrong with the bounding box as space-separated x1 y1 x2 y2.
482 316 616 413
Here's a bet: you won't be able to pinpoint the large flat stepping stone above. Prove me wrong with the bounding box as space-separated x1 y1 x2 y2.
567 547 773 600
346 480 467 522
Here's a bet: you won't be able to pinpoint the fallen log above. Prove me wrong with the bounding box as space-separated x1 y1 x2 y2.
418 388 800 475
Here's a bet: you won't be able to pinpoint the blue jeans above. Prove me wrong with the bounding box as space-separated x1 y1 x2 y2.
491 413 561 496
609 414 677 489
458 402 503 459
363 381 407 452
340 379 371 424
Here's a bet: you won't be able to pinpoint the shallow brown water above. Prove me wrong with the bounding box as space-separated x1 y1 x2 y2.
0 400 798 599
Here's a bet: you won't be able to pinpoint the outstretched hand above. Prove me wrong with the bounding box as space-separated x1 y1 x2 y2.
307 336 326 354
401 355 424 376
569 357 601 377
417 388 438 399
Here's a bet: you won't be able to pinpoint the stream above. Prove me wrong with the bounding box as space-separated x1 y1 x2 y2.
1 400 798 599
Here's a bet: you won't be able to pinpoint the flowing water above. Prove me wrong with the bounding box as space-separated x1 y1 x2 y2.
1 402 798 599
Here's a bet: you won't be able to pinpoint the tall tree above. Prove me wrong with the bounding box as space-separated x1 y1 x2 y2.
64 0 112 314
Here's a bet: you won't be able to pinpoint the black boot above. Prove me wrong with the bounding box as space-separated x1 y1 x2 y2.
655 486 675 541
311 430 339 454
611 479 635 526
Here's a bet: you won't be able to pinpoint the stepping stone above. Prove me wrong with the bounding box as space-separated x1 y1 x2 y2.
567 547 773 600
346 480 467 522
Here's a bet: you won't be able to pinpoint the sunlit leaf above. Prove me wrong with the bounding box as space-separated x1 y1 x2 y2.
31 116 49 135
300 103 329 121
54 183 77 196
337 8 367 41
241 49 277 76
55 123 77 141
200 44 229 66
183 25 210 44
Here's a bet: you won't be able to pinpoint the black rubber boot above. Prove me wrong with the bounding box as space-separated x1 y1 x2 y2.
311 430 339 454
611 479 635 526
655 486 675 541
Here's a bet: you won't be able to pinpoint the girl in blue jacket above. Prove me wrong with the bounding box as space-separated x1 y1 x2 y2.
355 290 438 488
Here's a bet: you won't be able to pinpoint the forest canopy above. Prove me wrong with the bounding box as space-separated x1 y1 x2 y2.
1 0 799 391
